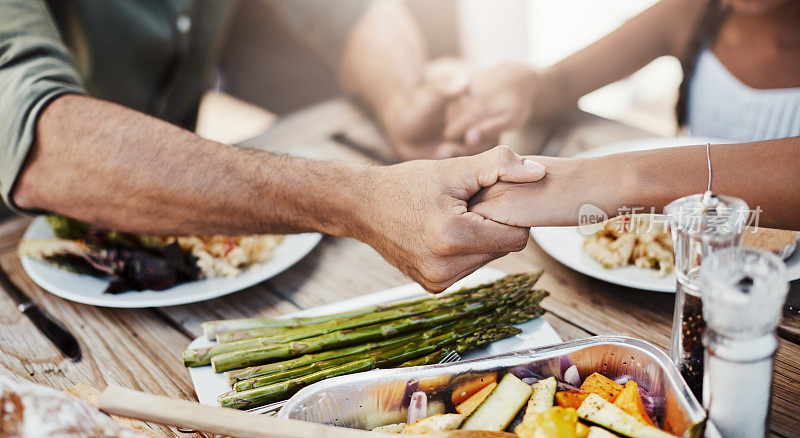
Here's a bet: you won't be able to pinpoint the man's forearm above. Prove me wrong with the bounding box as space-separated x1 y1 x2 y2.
339 0 426 119
13 95 371 237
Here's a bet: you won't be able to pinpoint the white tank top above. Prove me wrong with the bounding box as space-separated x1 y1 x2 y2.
687 48 800 141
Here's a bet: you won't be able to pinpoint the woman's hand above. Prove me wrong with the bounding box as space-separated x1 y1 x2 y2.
468 156 611 228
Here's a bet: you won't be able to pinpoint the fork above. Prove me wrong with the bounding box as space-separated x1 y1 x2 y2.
439 350 462 364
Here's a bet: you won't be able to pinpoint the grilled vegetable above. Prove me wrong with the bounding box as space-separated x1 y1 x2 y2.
613 381 656 427
46 215 90 240
577 394 675 438
586 426 619 438
19 238 199 294
405 413 464 434
408 391 428 425
455 382 497 416
523 376 558 421
205 271 543 341
580 372 624 402
564 365 581 387
224 332 422 384
461 373 532 431
217 326 495 408
183 279 547 368
515 406 582 438
555 390 589 409
371 423 406 433
451 373 498 405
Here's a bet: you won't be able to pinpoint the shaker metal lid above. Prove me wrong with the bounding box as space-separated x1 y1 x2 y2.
665 192 750 237
700 247 788 336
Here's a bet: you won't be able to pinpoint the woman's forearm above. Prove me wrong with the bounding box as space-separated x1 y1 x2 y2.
531 0 707 120
12 95 369 237
620 138 800 228
471 137 800 230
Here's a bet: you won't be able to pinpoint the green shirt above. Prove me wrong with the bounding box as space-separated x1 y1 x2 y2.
0 0 370 213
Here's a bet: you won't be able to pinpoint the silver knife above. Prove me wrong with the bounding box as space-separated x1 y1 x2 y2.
0 266 81 361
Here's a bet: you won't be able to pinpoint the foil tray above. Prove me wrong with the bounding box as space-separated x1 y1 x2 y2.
278 335 706 437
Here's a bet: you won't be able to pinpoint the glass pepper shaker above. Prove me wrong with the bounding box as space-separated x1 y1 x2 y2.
699 248 788 438
664 193 749 400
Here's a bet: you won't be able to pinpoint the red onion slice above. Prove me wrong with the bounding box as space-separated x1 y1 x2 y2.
407 391 427 425
563 364 581 387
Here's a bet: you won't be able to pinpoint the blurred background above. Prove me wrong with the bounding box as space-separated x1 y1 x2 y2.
218 0 680 137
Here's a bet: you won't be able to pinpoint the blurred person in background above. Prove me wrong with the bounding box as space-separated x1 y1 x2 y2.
463 0 800 230
0 0 546 292
445 0 800 151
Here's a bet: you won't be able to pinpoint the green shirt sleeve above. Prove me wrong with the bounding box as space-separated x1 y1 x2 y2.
0 0 86 213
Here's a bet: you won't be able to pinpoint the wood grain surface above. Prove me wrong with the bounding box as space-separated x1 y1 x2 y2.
0 98 797 437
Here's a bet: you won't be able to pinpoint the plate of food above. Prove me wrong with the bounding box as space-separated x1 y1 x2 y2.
532 136 800 292
19 216 322 307
183 267 562 409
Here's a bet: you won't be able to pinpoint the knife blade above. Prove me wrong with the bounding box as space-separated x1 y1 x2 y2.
0 266 81 361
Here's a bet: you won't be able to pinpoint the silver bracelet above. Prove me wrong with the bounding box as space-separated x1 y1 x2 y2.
701 143 717 208
706 142 712 193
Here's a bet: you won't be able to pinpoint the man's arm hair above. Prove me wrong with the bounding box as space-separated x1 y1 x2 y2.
13 95 370 237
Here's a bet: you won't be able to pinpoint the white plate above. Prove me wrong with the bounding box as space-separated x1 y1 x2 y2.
532 136 800 292
187 267 562 407
20 216 322 307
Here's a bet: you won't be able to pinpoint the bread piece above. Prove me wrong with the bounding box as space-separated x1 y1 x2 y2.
0 376 148 437
742 227 797 258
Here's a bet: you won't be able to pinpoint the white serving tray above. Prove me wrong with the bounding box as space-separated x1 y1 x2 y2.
187 266 562 406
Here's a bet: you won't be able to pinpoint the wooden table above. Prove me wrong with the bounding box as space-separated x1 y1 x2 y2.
0 99 798 437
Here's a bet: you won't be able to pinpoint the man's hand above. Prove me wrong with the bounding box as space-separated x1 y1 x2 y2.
358 146 546 292
444 63 542 153
380 76 470 160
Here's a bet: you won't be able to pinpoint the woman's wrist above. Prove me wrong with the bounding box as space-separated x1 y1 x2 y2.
588 153 635 218
588 150 704 219
529 65 578 122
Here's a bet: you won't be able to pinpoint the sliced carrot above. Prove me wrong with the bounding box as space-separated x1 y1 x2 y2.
456 382 498 416
418 375 452 393
579 372 624 402
554 390 589 409
451 373 498 405
613 380 656 427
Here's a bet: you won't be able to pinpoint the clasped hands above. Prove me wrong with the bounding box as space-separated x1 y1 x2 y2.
361 146 562 293
380 63 544 160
